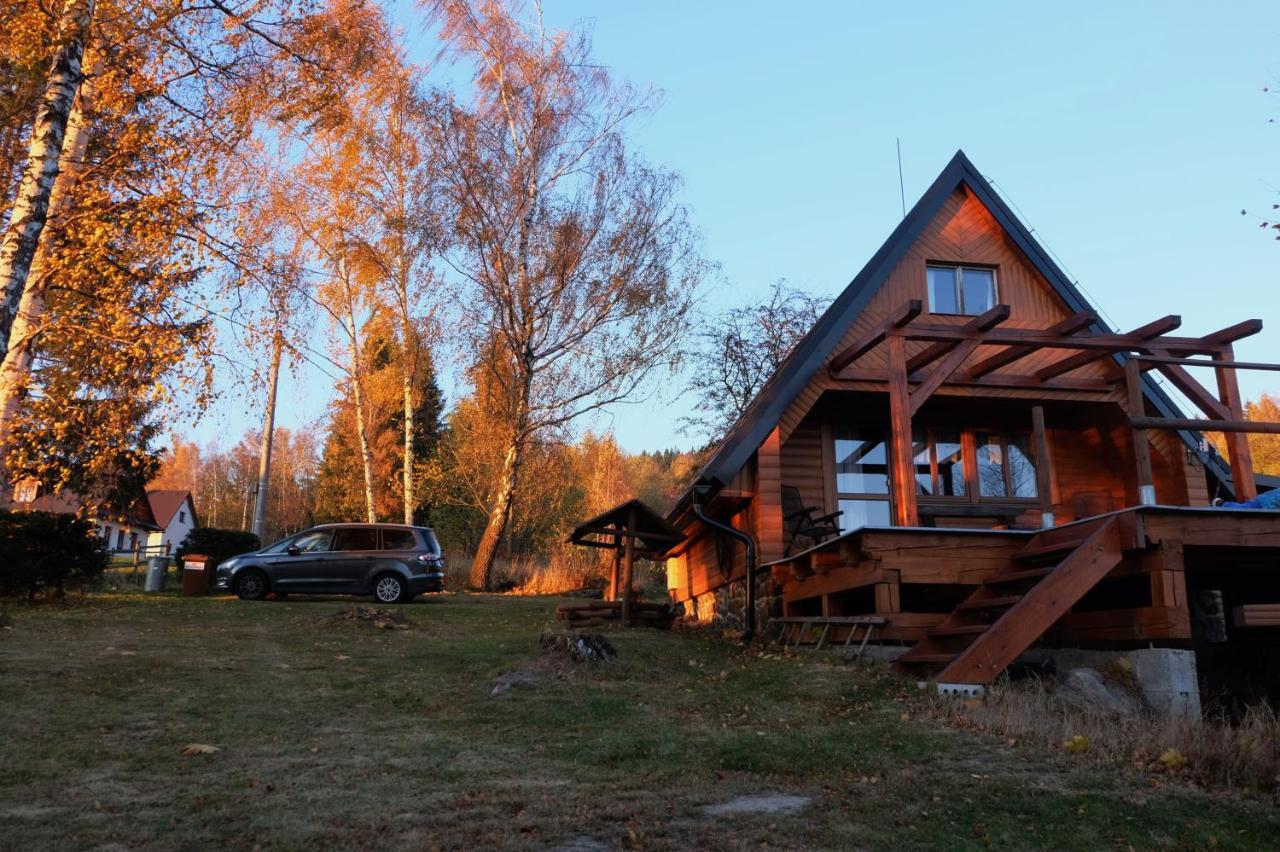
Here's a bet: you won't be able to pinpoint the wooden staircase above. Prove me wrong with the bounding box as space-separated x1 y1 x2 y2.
895 516 1128 686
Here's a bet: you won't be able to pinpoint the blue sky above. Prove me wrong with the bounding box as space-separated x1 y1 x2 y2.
189 0 1279 453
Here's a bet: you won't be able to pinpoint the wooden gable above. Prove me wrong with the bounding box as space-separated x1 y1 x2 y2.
778 184 1119 443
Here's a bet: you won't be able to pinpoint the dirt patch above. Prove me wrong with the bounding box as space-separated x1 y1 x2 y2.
321 605 415 630
702 793 812 817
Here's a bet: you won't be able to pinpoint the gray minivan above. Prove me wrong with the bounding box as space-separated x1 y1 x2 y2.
213 524 446 604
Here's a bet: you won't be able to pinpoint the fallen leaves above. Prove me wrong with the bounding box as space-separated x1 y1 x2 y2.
181 744 220 756
1062 734 1090 754
1159 748 1187 771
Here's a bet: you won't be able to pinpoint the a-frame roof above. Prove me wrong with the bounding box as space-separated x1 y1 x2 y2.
676 150 1225 514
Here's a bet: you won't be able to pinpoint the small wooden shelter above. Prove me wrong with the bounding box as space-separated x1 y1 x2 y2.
566 499 685 627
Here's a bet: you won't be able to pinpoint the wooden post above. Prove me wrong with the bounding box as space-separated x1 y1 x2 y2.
1125 358 1156 506
608 527 621 602
1214 346 1257 501
621 506 637 627
886 333 918 526
1031 406 1054 528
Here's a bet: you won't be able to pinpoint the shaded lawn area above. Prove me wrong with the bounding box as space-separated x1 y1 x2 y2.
1 593 1277 851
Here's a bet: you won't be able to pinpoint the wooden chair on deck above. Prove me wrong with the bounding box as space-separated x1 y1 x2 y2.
782 485 842 555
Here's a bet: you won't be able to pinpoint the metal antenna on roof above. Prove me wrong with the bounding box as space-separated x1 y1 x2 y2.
896 138 907 218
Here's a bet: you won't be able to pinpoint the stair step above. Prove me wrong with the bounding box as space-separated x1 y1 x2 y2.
900 653 958 664
956 595 1022 612
985 567 1054 585
928 624 989 637
1015 540 1085 563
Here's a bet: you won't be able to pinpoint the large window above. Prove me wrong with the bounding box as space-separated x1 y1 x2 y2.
911 428 967 497
833 429 892 531
975 432 1038 499
926 264 997 315
834 427 1040 527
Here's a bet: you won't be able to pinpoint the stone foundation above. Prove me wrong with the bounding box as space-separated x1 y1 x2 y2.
685 573 777 632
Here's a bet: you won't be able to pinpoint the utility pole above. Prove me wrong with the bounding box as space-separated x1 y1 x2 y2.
251 331 283 540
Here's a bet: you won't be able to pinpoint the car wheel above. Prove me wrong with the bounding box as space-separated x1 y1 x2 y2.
373 573 408 604
234 569 269 601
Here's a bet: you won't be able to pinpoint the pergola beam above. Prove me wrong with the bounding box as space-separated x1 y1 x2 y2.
835 367 1111 393
905 304 1010 373
829 300 922 374
966 311 1095 378
907 306 1010 416
1201 318 1264 346
1035 315 1183 380
1130 416 1280 435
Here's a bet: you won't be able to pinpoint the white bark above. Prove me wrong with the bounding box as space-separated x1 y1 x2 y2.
337 246 377 523
0 53 97 448
401 323 415 525
0 0 95 358
250 331 283 540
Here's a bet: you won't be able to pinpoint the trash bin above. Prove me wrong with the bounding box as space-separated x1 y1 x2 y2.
181 554 212 597
144 556 169 593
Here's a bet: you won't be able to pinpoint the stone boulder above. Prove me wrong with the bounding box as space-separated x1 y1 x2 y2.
1054 667 1143 716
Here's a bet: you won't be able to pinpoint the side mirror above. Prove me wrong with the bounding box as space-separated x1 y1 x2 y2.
286 545 301 556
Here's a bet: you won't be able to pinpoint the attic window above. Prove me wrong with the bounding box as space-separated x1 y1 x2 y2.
926 264 996 315
179 510 186 524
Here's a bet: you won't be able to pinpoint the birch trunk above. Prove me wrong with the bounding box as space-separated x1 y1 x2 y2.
0 56 95 447
468 432 524 590
0 0 95 357
337 246 377 523
401 318 415 525
250 331 283 540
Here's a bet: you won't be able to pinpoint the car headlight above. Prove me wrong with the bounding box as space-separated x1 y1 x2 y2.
220 557 239 571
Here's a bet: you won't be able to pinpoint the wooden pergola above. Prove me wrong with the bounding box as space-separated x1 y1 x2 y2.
828 300 1275 527
568 499 685 626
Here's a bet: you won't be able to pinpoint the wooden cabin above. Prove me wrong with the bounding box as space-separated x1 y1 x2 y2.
665 151 1280 692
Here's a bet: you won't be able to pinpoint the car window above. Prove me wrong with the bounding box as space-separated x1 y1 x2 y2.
332 527 379 551
292 531 332 553
420 529 441 556
380 529 417 550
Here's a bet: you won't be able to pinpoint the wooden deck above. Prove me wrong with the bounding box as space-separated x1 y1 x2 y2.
765 506 1280 684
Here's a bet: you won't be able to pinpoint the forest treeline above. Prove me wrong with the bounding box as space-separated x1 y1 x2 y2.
0 0 721 588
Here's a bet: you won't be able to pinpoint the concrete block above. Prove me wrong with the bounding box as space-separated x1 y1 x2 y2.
1041 648 1201 721
1130 648 1201 721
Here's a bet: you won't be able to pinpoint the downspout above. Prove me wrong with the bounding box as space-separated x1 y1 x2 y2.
692 480 757 643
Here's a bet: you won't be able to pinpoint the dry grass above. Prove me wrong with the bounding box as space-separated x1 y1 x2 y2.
931 676 1280 793
449 549 666 596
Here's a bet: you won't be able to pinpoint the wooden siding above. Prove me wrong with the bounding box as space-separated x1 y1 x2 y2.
780 185 1121 444
780 415 827 520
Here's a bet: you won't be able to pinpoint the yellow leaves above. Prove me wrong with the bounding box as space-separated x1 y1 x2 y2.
1159 748 1188 771
1062 734 1090 754
180 743 220 756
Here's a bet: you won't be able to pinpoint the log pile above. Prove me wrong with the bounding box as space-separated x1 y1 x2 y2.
555 600 676 629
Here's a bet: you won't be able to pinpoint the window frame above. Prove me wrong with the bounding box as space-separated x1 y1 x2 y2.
829 427 893 531
925 263 999 316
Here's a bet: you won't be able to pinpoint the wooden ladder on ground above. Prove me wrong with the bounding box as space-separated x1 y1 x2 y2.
895 516 1128 686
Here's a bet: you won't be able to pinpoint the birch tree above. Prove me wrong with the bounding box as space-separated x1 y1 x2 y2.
426 0 704 588
348 70 445 525
0 0 94 356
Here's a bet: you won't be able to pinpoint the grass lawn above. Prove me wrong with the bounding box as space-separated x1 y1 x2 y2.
1 592 1278 851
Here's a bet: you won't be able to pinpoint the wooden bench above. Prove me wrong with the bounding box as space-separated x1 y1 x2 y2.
768 616 889 660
